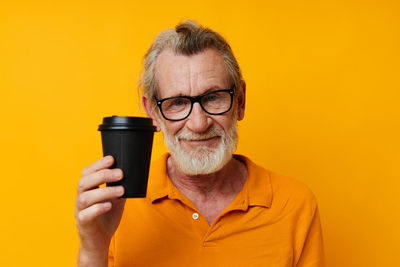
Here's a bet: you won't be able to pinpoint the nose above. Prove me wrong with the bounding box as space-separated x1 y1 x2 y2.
186 103 211 133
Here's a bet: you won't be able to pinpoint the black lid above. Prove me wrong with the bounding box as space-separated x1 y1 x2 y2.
98 116 157 131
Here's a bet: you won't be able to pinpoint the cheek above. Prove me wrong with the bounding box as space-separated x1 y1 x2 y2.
214 116 235 133
163 121 185 137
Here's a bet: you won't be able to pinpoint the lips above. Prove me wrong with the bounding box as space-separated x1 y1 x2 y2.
179 136 220 148
179 136 218 141
183 136 219 142
177 130 219 140
175 128 224 149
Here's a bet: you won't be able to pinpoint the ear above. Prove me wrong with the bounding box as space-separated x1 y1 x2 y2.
142 96 162 132
236 80 246 121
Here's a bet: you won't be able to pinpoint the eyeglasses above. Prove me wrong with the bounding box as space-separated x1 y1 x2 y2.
156 85 235 121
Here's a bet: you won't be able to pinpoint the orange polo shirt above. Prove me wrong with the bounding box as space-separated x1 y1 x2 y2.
108 154 324 267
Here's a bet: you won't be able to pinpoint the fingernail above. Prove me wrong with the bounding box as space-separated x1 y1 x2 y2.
116 186 124 194
113 170 122 178
104 155 113 163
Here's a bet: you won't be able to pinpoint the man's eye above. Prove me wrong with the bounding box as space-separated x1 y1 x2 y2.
172 99 186 106
205 95 218 102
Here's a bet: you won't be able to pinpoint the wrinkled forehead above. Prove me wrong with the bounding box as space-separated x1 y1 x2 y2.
154 48 231 98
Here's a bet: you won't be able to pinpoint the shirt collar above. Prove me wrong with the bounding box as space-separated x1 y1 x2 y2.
233 155 273 208
147 153 273 209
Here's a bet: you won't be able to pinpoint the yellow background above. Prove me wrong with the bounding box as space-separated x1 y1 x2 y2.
1 0 399 266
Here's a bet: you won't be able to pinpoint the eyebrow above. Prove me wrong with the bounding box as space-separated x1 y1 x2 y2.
167 85 227 98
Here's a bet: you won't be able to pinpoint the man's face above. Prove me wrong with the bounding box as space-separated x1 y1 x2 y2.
144 48 245 175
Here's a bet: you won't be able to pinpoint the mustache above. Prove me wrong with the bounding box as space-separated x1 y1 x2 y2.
176 128 224 141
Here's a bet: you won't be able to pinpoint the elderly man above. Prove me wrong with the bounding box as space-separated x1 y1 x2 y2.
75 20 324 267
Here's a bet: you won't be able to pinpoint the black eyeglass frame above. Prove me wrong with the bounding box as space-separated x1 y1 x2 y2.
155 85 235 121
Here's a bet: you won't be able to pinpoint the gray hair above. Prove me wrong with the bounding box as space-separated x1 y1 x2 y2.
139 20 243 105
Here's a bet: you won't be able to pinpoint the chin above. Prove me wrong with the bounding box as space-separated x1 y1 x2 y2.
159 117 238 176
171 144 234 175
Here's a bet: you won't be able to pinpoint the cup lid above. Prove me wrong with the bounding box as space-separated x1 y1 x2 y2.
98 116 157 131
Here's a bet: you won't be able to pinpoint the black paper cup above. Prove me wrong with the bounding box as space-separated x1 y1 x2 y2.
98 116 156 198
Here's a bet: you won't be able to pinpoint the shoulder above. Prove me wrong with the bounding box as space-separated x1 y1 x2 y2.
268 169 318 209
236 154 318 210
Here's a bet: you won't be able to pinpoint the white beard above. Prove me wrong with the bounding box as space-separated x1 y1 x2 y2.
159 121 238 175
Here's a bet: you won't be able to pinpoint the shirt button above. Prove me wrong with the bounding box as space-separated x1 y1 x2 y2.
192 212 199 220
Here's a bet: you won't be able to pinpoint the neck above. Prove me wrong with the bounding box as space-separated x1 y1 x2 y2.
167 155 247 201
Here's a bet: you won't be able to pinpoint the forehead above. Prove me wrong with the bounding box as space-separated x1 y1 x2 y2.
154 48 231 97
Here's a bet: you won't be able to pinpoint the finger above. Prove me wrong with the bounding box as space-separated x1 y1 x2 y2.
77 186 125 210
78 168 123 193
81 155 114 177
77 202 112 225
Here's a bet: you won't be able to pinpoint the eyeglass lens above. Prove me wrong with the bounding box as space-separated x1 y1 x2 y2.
161 91 232 120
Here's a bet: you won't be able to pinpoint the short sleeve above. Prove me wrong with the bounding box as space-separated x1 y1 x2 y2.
296 203 325 267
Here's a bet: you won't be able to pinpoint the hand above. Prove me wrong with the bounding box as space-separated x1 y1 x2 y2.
75 155 126 265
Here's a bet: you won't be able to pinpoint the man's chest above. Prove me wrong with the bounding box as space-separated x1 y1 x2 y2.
190 196 236 225
110 199 296 267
